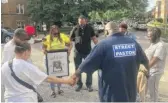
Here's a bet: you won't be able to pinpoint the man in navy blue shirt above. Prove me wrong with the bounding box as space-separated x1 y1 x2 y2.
71 21 149 102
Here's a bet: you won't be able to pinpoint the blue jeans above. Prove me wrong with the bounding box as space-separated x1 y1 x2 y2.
44 56 62 92
50 76 62 92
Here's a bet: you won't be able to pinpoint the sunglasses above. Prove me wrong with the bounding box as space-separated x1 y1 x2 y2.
53 33 60 35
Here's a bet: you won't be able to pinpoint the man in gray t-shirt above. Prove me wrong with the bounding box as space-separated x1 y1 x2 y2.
145 27 167 102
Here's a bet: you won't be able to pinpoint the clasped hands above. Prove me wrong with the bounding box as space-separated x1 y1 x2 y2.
67 74 79 86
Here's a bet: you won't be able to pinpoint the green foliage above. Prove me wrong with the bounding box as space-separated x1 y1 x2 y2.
27 0 148 24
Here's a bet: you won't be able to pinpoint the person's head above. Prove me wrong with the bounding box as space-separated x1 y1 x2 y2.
49 25 60 37
119 23 128 33
147 27 161 43
15 42 31 60
78 15 87 25
54 21 62 28
49 25 62 42
13 28 29 44
104 21 119 36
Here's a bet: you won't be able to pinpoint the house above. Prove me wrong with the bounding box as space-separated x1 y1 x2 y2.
1 0 31 29
154 0 168 23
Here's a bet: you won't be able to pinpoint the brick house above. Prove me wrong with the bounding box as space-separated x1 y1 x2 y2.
1 0 31 29
154 0 168 23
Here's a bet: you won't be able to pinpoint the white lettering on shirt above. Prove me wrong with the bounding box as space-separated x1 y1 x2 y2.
113 43 136 57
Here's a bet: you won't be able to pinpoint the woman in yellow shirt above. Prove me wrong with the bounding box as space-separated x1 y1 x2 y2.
42 25 71 98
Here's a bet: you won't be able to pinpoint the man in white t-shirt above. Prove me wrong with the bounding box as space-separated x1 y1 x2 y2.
1 28 29 65
1 28 42 65
145 27 167 102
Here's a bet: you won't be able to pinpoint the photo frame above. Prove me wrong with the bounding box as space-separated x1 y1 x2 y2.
46 49 69 77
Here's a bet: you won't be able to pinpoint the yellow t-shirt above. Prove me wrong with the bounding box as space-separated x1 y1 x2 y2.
43 33 70 51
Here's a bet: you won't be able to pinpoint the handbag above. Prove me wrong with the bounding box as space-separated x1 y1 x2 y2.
8 60 43 102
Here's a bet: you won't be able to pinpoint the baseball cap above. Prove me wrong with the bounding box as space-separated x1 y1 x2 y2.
79 15 87 19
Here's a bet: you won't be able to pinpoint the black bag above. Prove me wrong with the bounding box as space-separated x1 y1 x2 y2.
8 60 43 102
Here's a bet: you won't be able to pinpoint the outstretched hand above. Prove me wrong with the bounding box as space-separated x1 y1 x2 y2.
67 76 76 86
68 73 79 86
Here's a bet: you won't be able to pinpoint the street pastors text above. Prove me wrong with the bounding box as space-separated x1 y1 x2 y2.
113 43 136 57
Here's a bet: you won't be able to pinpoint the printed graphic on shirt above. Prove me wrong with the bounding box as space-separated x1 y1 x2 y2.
113 43 136 57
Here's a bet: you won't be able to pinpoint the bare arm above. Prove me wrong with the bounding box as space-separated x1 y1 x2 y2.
67 41 73 56
42 44 47 54
149 43 165 69
149 57 160 68
45 76 74 85
34 39 42 43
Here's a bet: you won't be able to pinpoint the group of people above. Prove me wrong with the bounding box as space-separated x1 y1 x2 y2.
1 15 167 102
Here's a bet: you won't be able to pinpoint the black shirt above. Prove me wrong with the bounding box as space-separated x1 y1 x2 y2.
70 24 96 54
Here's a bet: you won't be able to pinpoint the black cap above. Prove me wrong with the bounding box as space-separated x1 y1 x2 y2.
54 21 62 28
79 15 87 19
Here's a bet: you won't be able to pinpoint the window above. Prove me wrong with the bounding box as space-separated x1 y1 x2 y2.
1 21 4 28
16 4 24 14
16 21 25 28
20 5 24 14
16 4 20 14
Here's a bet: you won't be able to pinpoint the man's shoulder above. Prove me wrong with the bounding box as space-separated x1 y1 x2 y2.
1 62 9 72
152 41 165 47
86 24 94 29
4 40 15 49
18 59 38 70
44 35 51 39
72 25 79 29
97 38 111 47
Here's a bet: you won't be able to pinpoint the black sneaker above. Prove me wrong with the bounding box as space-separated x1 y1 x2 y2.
58 90 64 95
51 92 56 98
75 85 82 92
87 86 93 92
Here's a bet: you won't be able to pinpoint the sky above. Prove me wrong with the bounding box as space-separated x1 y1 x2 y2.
147 0 155 11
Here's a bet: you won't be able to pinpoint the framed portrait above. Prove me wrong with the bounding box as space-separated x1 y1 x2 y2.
46 49 69 77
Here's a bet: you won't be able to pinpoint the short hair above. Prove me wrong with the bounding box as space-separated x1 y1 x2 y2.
78 15 87 19
147 27 161 39
105 21 118 31
14 28 28 40
15 42 31 54
119 23 128 29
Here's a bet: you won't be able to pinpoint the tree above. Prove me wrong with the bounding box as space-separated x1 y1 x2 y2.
27 0 148 25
